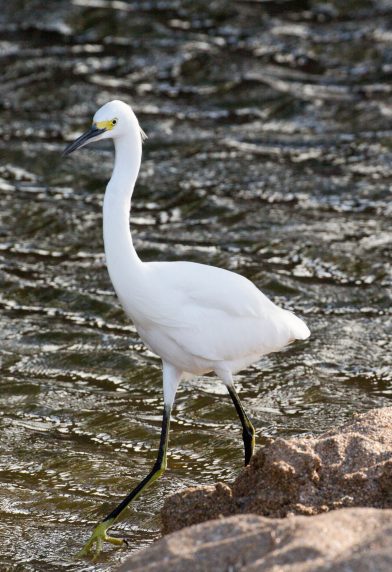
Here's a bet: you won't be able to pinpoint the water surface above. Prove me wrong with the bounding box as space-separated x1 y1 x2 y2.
0 1 391 570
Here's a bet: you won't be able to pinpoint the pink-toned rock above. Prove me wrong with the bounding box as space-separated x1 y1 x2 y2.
118 508 392 572
162 407 392 534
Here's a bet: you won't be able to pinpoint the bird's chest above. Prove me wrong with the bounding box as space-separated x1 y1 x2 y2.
134 321 212 375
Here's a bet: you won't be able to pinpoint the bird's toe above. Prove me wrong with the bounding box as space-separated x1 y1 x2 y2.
76 521 126 560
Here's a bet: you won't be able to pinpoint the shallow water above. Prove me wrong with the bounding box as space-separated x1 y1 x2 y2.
0 0 391 570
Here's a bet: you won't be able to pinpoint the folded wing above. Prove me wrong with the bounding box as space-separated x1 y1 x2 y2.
144 261 309 364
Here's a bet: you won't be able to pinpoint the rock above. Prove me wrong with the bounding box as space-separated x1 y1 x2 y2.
118 508 392 571
162 407 392 533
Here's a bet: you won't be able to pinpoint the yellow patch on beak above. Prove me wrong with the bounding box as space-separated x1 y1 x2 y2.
95 120 115 131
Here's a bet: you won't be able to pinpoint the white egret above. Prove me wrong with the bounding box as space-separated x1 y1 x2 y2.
63 99 310 558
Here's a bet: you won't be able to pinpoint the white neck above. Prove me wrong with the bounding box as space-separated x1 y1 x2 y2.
103 129 145 310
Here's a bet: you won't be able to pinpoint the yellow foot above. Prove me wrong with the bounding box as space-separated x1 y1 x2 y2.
76 521 126 560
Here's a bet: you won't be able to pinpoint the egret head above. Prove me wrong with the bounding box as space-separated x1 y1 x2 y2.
63 100 146 156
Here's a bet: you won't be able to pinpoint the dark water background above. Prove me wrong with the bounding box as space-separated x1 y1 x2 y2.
1 0 391 570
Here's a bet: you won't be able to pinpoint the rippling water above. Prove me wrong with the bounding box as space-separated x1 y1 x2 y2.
1 0 392 570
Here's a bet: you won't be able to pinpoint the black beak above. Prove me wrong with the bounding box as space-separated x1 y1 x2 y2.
62 125 106 156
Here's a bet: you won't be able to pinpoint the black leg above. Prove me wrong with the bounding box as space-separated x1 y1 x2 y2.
227 384 255 466
77 403 172 559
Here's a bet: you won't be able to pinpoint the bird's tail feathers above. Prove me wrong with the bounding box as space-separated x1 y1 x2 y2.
284 310 310 341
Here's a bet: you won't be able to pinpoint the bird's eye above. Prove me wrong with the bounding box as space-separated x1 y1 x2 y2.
112 118 118 126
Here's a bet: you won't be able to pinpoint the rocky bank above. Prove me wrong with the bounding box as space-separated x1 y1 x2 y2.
118 408 392 571
118 509 392 572
162 407 392 533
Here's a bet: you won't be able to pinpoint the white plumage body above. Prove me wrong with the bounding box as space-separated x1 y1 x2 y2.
113 258 309 376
